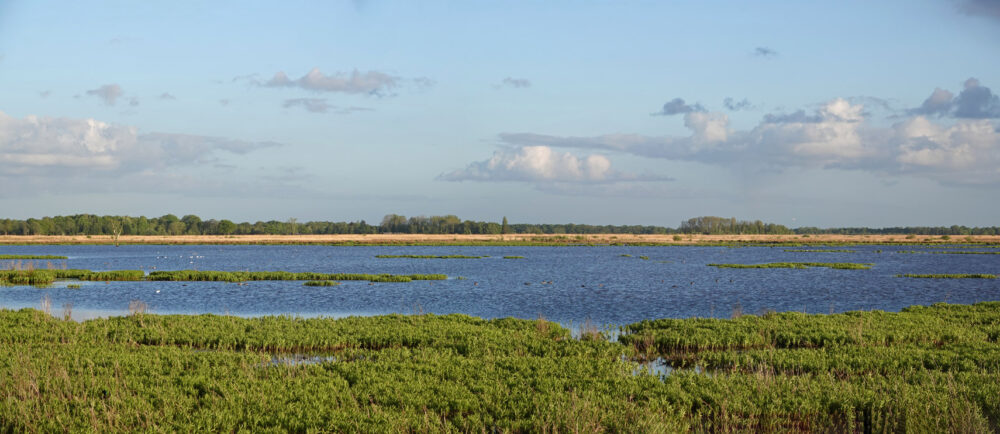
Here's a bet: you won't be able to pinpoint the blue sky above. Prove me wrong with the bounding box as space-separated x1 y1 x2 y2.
1 0 999 227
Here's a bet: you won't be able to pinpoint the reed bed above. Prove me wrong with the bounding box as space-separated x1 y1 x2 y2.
503 256 525 259
896 273 996 279
707 262 873 270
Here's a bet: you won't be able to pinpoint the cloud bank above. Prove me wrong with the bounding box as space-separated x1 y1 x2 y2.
491 81 1000 185
0 111 283 194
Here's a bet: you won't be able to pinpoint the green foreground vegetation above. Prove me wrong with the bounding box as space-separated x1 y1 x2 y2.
707 262 873 270
1 302 999 431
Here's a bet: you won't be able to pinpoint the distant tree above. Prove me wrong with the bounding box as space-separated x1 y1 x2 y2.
287 218 298 235
181 215 203 235
167 221 186 235
501 217 509 235
217 219 236 235
380 214 407 233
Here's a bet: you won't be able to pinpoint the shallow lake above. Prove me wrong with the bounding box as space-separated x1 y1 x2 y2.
1 244 998 325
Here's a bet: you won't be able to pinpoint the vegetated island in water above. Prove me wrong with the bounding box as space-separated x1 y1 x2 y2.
2 302 999 431
896 273 997 279
0 254 68 260
0 269 447 286
707 262 873 270
783 249 857 253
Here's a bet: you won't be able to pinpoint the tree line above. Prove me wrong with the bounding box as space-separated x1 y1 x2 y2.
0 214 997 236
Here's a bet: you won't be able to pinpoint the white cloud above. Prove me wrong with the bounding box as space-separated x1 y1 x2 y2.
439 146 667 184
893 116 1000 184
264 68 400 96
496 98 1000 185
0 111 280 180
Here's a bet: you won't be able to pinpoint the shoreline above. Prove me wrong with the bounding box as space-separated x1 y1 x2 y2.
1 233 999 246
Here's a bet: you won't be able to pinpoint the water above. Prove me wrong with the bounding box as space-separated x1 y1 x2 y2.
1 244 998 325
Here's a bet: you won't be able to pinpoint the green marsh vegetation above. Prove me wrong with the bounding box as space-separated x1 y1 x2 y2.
896 273 997 279
1 266 447 286
1 269 146 286
707 262 873 270
2 303 1000 431
783 249 857 253
0 254 67 260
503 256 524 259
303 280 342 287
147 270 447 283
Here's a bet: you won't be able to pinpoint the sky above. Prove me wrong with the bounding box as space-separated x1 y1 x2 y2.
1 0 999 228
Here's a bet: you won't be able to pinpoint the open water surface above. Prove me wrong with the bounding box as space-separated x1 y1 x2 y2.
1 244 998 325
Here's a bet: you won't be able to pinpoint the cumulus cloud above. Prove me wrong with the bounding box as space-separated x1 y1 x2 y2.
263 68 400 96
909 78 1000 119
653 98 704 116
497 97 1000 185
753 47 777 58
723 97 754 111
498 77 531 89
0 111 280 183
439 146 668 184
85 84 123 106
